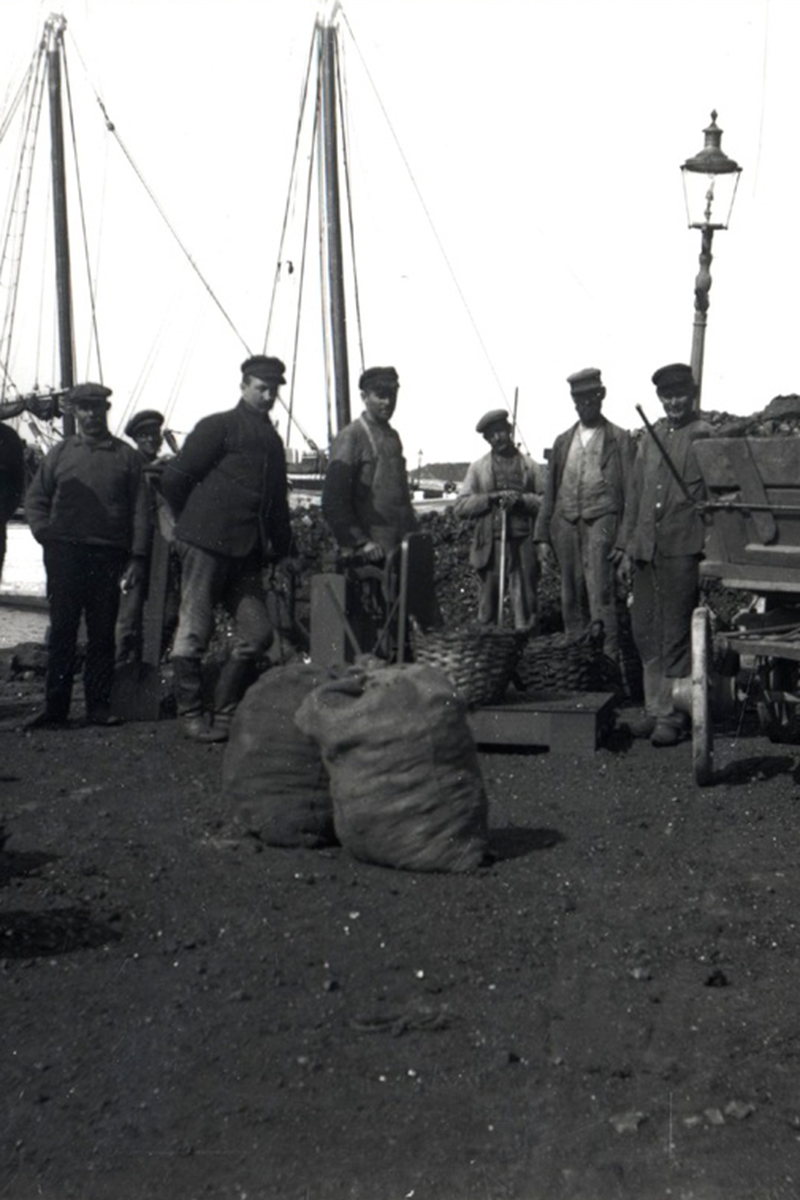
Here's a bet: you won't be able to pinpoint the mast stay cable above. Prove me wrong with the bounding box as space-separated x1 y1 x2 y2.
286 58 321 455
0 44 48 403
341 9 509 403
65 28 319 451
62 41 103 386
336 27 364 376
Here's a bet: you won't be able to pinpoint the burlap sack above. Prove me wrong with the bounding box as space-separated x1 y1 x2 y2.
295 663 488 872
222 662 336 848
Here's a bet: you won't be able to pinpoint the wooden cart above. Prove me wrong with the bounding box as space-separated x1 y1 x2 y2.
687 436 800 784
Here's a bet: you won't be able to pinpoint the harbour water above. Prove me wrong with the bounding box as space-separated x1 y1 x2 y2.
0 521 48 648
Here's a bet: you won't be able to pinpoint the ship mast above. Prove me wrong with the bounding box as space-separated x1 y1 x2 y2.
318 4 350 433
45 13 75 435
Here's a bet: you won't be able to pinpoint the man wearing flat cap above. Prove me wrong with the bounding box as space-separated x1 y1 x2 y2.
322 365 441 634
116 409 178 666
618 362 711 747
534 367 634 659
160 355 294 740
23 382 149 728
454 409 546 630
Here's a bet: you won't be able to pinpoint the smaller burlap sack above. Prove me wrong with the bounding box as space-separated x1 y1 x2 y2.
222 661 336 848
295 663 488 873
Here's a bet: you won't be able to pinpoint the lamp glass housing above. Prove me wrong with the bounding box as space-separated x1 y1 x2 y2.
681 167 741 230
681 111 742 229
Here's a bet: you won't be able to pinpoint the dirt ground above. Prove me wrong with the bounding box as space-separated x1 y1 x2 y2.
1 647 800 1200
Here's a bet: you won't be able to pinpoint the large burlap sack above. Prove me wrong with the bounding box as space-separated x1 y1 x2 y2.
222 662 336 848
295 663 488 872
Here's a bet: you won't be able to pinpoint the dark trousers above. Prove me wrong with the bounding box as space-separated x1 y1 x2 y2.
476 536 539 631
631 552 700 719
43 541 128 719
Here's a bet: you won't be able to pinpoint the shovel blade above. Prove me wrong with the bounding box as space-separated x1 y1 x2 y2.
110 662 162 722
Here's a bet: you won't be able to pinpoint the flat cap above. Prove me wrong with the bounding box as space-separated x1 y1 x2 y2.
241 355 286 385
70 382 112 405
476 408 510 434
651 362 695 392
359 366 399 393
567 367 604 394
125 409 164 439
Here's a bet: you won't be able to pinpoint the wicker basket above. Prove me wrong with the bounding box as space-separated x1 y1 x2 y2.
514 625 622 695
412 625 526 707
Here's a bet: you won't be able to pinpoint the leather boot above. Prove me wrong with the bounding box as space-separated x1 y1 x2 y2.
208 657 258 742
172 657 227 742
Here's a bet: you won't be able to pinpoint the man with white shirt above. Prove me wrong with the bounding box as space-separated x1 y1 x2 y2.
534 367 634 659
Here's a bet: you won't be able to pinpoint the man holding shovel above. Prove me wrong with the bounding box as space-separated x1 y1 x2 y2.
454 409 545 631
618 362 712 747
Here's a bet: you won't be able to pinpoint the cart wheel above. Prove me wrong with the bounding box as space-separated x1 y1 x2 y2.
692 606 714 786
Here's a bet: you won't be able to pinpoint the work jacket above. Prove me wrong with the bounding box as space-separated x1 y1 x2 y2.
454 450 546 571
322 414 418 555
160 400 292 562
621 414 711 561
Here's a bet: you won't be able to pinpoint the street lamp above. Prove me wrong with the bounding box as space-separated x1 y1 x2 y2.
681 111 742 406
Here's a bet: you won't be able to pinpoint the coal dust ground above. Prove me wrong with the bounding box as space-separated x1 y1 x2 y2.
1 661 800 1200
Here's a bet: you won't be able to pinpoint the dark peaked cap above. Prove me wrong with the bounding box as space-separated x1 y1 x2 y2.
241 355 286 385
125 409 164 438
476 409 510 434
567 368 604 394
70 382 112 404
359 366 399 392
651 362 695 391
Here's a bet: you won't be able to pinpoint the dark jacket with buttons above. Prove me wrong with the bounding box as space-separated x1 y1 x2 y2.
620 414 711 560
160 400 292 562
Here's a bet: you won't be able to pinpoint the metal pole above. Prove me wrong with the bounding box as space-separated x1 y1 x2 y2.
320 18 350 434
46 16 75 436
689 225 714 410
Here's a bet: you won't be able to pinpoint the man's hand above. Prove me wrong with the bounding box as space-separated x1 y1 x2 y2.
120 559 144 594
536 543 556 571
616 551 632 591
358 540 385 564
491 490 520 511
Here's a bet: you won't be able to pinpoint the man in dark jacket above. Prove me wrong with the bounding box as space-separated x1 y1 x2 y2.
454 409 546 630
160 355 293 741
534 367 634 659
24 383 148 728
619 362 711 747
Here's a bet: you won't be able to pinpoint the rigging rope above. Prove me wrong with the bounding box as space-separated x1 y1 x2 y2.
286 64 321 455
65 29 319 452
341 9 509 403
0 39 41 147
0 45 48 403
62 42 103 384
315 31 335 449
263 20 318 351
335 26 364 375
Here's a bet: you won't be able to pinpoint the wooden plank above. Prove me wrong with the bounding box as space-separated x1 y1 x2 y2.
700 560 800 592
720 441 776 543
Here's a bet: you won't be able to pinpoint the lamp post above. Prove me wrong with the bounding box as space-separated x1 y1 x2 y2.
681 111 742 407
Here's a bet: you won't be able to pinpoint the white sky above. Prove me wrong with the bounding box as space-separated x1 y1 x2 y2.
0 0 795 466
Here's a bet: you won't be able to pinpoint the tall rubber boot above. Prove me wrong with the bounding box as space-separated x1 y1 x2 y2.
209 656 258 742
172 656 227 743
